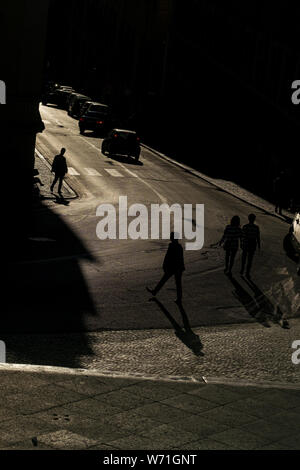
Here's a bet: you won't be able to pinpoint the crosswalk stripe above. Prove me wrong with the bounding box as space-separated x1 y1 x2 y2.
84 168 102 176
104 169 124 177
68 167 80 176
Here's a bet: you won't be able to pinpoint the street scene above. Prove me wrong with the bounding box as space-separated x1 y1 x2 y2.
1 0 300 456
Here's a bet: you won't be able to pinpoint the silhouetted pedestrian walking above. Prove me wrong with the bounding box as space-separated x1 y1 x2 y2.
219 215 242 276
51 148 68 194
241 214 261 278
147 232 185 303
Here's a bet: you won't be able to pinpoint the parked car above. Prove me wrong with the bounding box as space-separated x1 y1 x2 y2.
68 93 92 118
42 83 75 107
101 129 141 161
79 102 111 135
290 212 300 252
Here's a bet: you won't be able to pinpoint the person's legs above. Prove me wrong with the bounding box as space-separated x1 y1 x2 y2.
225 250 230 272
246 249 256 276
174 271 183 302
228 249 237 273
241 249 247 274
58 176 64 194
51 174 59 192
153 272 172 295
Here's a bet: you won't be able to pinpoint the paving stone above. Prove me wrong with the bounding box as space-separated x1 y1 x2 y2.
33 408 131 442
0 416 58 445
93 389 152 411
97 410 162 434
37 430 97 449
171 414 229 439
238 418 293 442
133 402 194 424
188 384 245 404
199 405 258 427
107 434 159 450
226 397 284 419
210 428 272 450
272 433 300 450
267 410 300 432
177 438 240 450
55 376 110 396
255 389 300 410
39 398 121 419
256 442 296 450
138 423 196 448
121 382 181 401
1 439 54 450
161 394 219 414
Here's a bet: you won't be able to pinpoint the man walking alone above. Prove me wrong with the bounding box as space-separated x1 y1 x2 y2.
51 148 68 195
147 232 185 304
241 213 261 278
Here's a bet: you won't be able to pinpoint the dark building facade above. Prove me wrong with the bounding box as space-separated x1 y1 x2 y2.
45 0 300 200
1 0 49 252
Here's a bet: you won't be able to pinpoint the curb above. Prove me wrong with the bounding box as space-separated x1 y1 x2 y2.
1 363 300 390
141 143 293 223
35 148 78 199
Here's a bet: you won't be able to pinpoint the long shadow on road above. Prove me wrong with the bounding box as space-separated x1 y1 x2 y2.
151 298 204 357
227 275 288 328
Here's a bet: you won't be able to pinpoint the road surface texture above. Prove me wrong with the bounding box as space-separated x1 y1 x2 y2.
3 104 300 386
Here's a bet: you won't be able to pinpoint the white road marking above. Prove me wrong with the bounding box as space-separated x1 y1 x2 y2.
125 169 138 178
68 167 81 176
84 168 102 176
104 169 124 177
81 136 168 203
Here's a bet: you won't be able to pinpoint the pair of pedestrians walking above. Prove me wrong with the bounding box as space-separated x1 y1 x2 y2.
219 214 261 278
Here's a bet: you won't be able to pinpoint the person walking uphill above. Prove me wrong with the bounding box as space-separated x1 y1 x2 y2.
147 232 185 304
240 214 261 278
219 215 242 276
51 148 68 195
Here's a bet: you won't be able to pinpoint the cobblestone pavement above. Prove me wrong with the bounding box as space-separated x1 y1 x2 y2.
0 365 300 451
3 319 300 384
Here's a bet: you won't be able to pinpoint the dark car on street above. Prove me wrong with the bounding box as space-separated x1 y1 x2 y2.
101 129 141 161
68 93 92 118
79 102 111 135
42 83 75 108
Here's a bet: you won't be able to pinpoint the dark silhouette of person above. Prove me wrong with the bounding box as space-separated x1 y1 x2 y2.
147 232 185 303
51 148 68 194
273 171 286 215
219 215 242 276
241 213 261 278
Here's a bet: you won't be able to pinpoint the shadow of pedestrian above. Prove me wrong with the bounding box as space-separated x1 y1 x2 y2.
151 298 204 356
227 275 270 327
54 194 70 206
243 277 289 328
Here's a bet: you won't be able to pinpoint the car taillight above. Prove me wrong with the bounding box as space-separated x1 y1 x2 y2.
136 137 140 141
114 134 118 138
97 121 104 125
80 118 84 122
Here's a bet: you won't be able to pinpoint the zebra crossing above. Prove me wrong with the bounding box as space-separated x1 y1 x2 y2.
67 167 137 178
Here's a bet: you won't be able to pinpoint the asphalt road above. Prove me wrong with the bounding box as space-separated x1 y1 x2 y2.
3 104 300 382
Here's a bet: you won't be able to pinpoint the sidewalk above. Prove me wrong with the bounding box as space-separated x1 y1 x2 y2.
0 365 300 450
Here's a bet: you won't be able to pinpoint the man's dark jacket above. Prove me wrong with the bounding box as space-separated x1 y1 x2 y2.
52 155 68 176
163 242 185 274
